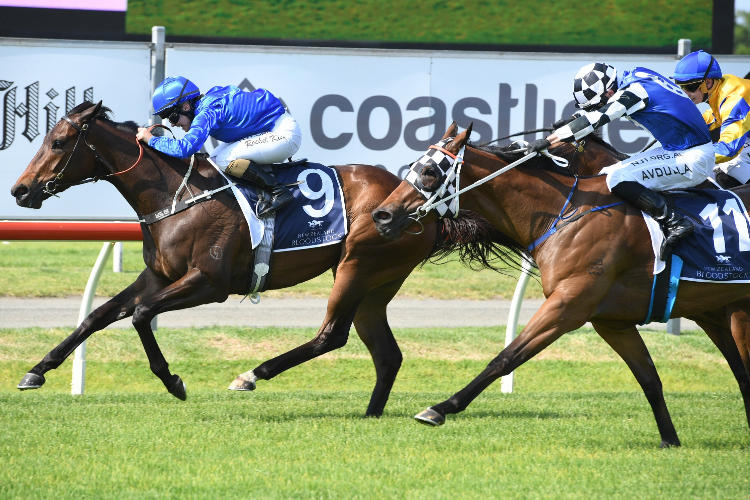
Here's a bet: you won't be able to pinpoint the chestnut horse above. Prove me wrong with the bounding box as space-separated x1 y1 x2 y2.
372 123 750 446
10 102 518 417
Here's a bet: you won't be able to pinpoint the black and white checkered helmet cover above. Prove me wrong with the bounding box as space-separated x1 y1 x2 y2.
405 138 459 219
573 63 617 110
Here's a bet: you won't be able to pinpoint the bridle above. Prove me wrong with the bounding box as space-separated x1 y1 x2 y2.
404 139 569 234
43 112 168 197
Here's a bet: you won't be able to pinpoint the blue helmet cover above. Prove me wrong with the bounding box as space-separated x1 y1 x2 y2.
152 76 201 115
673 50 722 83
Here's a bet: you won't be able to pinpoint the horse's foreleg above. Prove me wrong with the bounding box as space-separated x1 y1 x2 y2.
18 268 168 390
420 292 592 425
351 277 407 417
131 268 228 400
591 323 680 448
234 265 367 392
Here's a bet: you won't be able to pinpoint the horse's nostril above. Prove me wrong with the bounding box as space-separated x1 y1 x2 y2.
373 210 392 222
11 185 29 199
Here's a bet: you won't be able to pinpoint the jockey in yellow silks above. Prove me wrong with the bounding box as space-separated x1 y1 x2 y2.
674 50 750 188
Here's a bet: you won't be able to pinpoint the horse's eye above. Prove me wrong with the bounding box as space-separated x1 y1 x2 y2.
51 140 65 151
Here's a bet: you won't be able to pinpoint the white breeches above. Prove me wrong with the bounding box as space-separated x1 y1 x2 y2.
715 142 750 184
601 142 715 191
212 112 302 169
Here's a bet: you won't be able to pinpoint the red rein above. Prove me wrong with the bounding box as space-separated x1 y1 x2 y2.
114 124 173 177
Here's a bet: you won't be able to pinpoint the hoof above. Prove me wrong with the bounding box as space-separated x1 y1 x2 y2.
660 439 681 448
18 372 45 390
168 375 187 401
228 370 257 391
414 407 445 426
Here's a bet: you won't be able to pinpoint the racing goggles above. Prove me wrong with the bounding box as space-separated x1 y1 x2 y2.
158 108 182 126
677 56 715 93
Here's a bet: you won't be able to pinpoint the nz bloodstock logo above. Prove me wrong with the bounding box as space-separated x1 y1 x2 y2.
0 80 93 150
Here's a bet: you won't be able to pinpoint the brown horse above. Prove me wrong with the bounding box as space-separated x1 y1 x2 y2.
372 123 750 446
550 133 750 389
10 101 517 417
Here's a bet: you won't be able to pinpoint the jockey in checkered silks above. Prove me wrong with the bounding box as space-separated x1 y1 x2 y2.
526 63 714 259
136 76 301 216
674 50 750 189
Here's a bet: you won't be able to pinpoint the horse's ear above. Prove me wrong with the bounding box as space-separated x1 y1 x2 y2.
78 100 103 123
442 121 458 140
450 122 473 152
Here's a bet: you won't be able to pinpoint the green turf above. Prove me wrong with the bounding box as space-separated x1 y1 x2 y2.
0 241 544 299
125 0 711 49
1 326 748 498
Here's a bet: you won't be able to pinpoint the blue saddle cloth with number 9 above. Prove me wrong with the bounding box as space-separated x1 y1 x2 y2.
672 188 750 282
234 161 348 252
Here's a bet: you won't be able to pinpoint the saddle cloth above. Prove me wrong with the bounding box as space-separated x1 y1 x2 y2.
212 160 348 252
644 188 750 283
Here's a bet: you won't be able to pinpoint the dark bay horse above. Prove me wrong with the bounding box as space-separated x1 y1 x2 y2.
10 102 516 417
372 123 750 446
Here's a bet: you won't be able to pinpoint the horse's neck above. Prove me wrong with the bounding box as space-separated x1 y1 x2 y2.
461 149 584 250
94 124 189 217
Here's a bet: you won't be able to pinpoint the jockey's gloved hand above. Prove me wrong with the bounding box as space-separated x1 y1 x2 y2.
552 115 578 130
526 138 551 155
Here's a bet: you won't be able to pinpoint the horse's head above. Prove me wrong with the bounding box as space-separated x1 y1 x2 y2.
372 122 472 240
11 101 103 209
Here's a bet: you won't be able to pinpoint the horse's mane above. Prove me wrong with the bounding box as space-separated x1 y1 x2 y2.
68 101 140 135
470 131 628 179
428 210 536 277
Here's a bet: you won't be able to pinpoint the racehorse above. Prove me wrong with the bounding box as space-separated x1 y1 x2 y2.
10 101 517 417
371 123 750 446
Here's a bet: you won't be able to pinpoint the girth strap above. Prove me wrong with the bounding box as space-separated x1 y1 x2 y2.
246 211 275 302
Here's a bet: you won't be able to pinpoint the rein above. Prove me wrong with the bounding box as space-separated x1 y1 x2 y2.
44 115 171 196
411 148 569 226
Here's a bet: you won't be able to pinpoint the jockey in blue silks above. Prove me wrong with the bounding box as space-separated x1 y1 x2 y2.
136 76 301 216
526 63 714 259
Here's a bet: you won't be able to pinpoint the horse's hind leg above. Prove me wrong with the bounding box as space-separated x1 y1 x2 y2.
591 323 680 448
692 310 750 430
232 262 370 395
18 268 169 390
351 277 407 417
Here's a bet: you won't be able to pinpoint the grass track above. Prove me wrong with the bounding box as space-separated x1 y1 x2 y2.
1 326 749 498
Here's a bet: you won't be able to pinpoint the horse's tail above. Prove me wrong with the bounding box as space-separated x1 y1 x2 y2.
427 210 536 276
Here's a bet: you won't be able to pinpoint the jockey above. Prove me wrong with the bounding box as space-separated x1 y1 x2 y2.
527 63 714 259
136 76 301 216
673 50 750 188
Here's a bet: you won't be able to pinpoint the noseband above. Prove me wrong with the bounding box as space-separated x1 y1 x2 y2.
43 114 166 197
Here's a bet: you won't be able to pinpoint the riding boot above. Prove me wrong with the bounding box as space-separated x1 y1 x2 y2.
225 159 294 217
611 181 694 260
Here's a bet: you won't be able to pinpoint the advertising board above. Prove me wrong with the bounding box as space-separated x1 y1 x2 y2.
0 38 151 218
167 45 750 179
3 37 750 219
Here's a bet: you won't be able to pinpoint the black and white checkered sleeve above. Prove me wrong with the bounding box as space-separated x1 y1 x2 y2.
555 83 649 142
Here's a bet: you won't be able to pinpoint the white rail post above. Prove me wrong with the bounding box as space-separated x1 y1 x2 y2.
113 241 123 272
677 39 692 59
149 26 166 126
71 242 113 395
501 258 533 393
667 318 681 336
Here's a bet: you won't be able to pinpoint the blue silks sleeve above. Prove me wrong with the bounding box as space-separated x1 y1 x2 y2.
148 107 221 159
